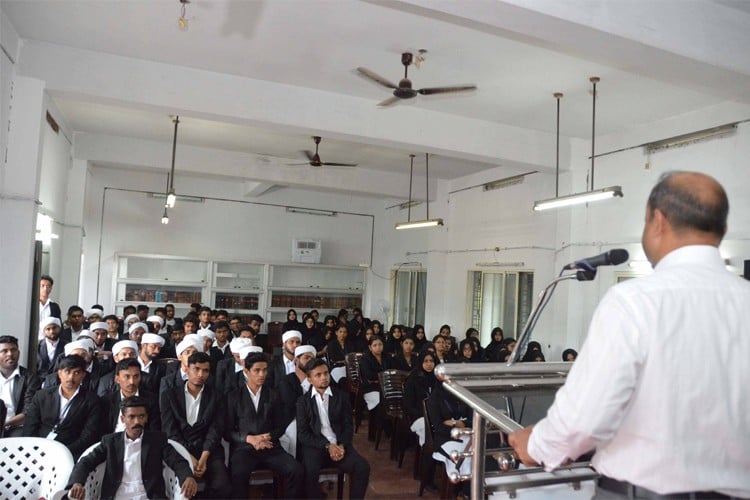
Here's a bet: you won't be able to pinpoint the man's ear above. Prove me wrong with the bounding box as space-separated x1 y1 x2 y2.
651 208 667 236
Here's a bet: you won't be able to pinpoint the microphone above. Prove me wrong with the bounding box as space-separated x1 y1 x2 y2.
564 249 629 271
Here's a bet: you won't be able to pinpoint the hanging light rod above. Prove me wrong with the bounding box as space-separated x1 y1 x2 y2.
161 207 169 225
396 219 444 230
166 116 179 208
533 185 623 211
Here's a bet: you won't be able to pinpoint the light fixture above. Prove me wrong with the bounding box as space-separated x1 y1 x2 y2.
165 116 180 208
533 78 623 211
534 185 623 211
286 207 337 217
476 261 525 268
645 124 737 153
161 207 169 225
177 0 190 31
395 153 444 230
483 174 526 192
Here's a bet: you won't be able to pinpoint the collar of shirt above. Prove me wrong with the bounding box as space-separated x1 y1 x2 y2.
213 341 228 352
180 369 188 380
138 357 151 372
245 384 262 410
45 338 59 349
184 381 204 401
284 356 295 374
234 362 243 373
655 245 725 272
301 378 311 393
311 386 333 400
1 366 21 382
86 362 93 373
40 298 51 308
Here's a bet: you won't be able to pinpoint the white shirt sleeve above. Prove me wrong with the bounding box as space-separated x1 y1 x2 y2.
528 289 646 470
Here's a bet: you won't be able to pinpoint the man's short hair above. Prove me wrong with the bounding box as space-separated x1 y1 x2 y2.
67 305 84 315
104 314 119 322
648 171 728 238
137 305 150 312
115 358 141 375
58 354 87 371
123 305 136 314
248 314 264 325
243 352 268 370
187 351 211 366
198 306 212 315
303 358 328 376
120 395 148 413
40 274 54 285
0 335 19 346
165 303 175 309
154 307 166 315
183 314 199 324
214 320 229 331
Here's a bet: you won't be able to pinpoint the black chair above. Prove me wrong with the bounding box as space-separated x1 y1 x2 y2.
375 369 408 458
419 398 454 499
344 352 365 433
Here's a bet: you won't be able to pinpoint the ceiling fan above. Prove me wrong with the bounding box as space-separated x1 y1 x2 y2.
357 52 477 107
288 136 358 167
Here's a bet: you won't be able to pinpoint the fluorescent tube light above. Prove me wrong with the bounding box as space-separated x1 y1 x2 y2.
533 185 623 211
286 207 336 217
395 218 444 230
476 261 525 268
645 124 737 153
483 174 525 192
166 191 176 208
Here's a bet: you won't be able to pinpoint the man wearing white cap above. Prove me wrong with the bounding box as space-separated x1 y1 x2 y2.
43 337 103 391
215 337 253 394
96 340 139 397
139 333 167 393
87 322 113 363
37 317 67 378
127 322 148 345
277 345 317 458
267 330 302 389
224 351 304 498
196 329 215 355
159 335 204 394
86 307 104 323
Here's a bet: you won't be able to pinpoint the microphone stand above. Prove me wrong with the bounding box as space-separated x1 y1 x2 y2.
507 268 597 367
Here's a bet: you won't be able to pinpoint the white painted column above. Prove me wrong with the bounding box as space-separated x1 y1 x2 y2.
57 159 89 310
0 76 47 365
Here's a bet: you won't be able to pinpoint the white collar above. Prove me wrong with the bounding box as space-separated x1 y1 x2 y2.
120 389 139 399
311 386 333 399
245 384 262 398
184 381 204 399
1 366 21 381
58 384 81 402
124 432 143 444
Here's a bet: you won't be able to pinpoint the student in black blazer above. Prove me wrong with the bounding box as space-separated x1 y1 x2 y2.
0 335 42 436
37 317 68 378
214 337 253 394
100 359 160 434
224 352 304 499
160 352 231 499
277 346 317 438
23 354 101 459
266 330 302 389
297 358 370 500
66 396 197 500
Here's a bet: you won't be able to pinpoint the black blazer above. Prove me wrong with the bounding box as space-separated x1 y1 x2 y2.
43 360 106 392
209 344 232 373
23 385 101 458
36 339 68 377
4 366 41 429
224 384 285 453
427 382 472 449
100 388 161 434
296 385 353 451
215 358 242 394
359 352 394 393
403 372 435 423
66 430 193 500
326 339 352 367
160 380 224 457
96 371 151 398
276 372 307 430
140 361 167 394
266 355 293 389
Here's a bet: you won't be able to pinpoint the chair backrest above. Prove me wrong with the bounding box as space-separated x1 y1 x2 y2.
378 369 408 417
76 438 193 500
344 352 364 389
0 437 75 500
0 399 7 438
421 398 434 449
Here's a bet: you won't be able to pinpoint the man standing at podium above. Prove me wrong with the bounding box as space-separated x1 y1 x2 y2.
510 172 750 498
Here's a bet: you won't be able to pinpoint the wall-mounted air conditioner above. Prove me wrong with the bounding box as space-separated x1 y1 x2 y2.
292 239 322 264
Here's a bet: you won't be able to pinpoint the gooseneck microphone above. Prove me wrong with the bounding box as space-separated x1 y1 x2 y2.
563 249 629 271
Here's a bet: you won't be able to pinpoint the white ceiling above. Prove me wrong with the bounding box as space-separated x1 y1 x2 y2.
2 0 745 183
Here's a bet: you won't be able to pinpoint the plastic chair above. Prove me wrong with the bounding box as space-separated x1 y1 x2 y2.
70 438 193 500
0 437 75 500
343 352 365 432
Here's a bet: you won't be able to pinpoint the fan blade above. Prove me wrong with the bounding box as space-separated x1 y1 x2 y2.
377 96 401 107
322 162 358 167
418 85 477 95
301 150 316 161
287 162 312 166
356 67 398 89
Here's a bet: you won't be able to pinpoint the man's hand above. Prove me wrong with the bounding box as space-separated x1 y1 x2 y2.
328 443 345 462
508 425 540 466
181 477 198 498
189 454 205 478
247 433 273 450
68 483 85 500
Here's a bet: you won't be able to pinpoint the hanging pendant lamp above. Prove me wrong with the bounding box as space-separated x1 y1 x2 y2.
396 153 444 230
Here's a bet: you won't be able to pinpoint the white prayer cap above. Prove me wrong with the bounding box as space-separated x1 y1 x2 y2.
64 338 95 356
89 321 108 332
146 315 164 326
77 330 94 341
197 329 215 341
112 340 138 356
294 345 317 358
282 330 302 343
176 337 202 357
141 333 165 346
39 317 61 332
87 307 104 318
124 314 140 324
128 322 148 335
229 337 252 354
239 345 263 360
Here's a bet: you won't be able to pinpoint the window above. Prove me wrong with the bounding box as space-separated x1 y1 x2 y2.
392 269 427 327
467 270 534 344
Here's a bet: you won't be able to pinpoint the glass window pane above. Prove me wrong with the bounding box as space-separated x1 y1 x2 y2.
480 273 504 340
503 273 518 339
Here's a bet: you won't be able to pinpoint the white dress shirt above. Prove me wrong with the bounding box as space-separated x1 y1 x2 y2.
246 384 262 411
529 246 750 497
184 383 203 426
283 356 295 375
39 298 52 325
115 390 139 432
234 361 244 373
312 387 337 444
300 377 311 394
114 433 148 500
137 356 152 373
0 367 20 419
45 339 59 364
58 385 80 421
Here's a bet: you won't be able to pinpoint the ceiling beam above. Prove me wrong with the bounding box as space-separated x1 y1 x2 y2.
18 40 562 171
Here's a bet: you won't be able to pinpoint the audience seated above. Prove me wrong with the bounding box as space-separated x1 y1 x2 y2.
96 340 139 396
100 358 160 434
403 351 437 446
0 335 42 437
267 330 302 389
37 317 67 378
277 345 316 458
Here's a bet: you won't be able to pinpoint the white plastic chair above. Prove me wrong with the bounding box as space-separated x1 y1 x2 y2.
65 438 194 500
0 437 75 500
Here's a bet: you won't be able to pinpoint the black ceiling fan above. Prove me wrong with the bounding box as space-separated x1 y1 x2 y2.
288 136 358 167
357 52 477 107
